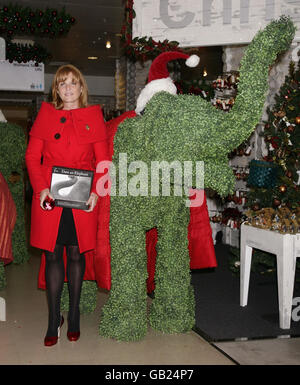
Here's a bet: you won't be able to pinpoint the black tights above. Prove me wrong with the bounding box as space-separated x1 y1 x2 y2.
44 244 85 336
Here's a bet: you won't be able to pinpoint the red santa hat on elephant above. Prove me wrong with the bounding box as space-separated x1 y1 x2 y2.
135 51 200 114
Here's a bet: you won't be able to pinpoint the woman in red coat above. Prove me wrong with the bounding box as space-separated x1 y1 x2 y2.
25 65 108 346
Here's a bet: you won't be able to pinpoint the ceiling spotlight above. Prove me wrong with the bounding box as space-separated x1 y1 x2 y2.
106 40 111 49
88 56 98 60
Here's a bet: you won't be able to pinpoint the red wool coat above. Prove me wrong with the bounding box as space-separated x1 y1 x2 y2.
25 102 108 289
94 111 217 292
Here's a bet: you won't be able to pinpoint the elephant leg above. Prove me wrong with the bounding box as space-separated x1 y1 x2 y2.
149 199 195 334
99 203 148 341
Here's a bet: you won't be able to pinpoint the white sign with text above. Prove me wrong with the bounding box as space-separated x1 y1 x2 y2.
133 0 300 47
0 60 44 92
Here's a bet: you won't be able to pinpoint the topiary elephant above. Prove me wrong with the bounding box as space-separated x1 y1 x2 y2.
99 16 296 341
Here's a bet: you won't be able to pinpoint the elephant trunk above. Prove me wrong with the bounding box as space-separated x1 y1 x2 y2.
223 16 296 151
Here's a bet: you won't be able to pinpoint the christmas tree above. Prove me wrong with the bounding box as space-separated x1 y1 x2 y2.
229 57 300 273
246 55 300 212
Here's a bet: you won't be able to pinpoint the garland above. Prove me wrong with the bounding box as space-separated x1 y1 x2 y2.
6 40 50 64
121 0 182 62
0 5 75 37
0 4 75 64
175 79 215 100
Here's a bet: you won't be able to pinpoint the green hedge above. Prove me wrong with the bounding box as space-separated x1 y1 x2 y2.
61 281 98 314
0 122 28 265
0 261 6 290
99 17 295 341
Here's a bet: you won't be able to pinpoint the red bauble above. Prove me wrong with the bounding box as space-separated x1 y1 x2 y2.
270 136 280 149
286 170 293 178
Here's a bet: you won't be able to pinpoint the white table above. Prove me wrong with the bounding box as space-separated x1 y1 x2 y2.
0 297 5 321
240 222 300 329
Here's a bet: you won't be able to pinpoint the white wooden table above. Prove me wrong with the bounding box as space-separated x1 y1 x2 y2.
240 222 300 329
0 297 5 321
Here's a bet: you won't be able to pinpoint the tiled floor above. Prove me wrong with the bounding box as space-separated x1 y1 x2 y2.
1 253 300 365
0 253 233 365
214 338 300 365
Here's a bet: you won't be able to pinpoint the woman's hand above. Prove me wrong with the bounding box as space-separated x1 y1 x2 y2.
40 188 54 210
85 192 98 212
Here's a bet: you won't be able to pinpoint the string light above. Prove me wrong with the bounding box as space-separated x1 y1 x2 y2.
106 40 111 49
203 67 208 77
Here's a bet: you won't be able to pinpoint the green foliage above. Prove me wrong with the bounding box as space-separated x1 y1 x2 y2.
61 281 98 314
99 17 295 341
0 122 29 264
0 261 6 290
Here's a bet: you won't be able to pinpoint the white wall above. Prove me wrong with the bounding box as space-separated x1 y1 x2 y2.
44 73 114 96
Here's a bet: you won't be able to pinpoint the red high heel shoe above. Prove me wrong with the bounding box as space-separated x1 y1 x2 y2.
44 316 64 347
67 330 80 342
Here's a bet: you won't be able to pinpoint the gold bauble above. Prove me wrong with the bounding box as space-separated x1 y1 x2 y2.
279 185 287 193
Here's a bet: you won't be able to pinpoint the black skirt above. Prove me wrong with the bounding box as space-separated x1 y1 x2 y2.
56 208 78 246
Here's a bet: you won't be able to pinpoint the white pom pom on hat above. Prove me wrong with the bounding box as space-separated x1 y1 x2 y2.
185 54 200 68
135 51 200 113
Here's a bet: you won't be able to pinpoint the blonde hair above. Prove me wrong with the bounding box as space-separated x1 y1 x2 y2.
51 64 88 109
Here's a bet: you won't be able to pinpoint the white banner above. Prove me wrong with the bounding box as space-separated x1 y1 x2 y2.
0 60 44 92
133 0 300 47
